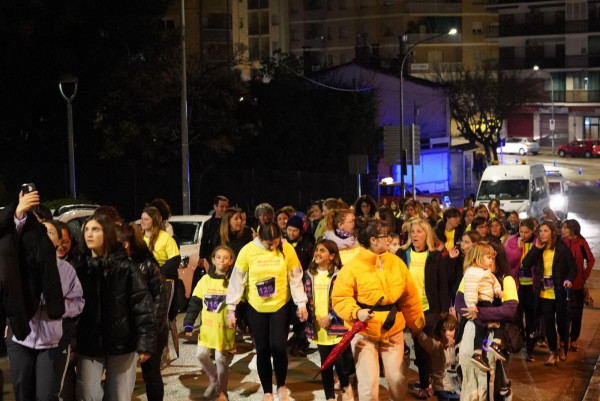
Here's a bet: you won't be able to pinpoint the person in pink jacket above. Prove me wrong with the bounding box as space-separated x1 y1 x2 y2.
561 219 595 352
504 217 537 361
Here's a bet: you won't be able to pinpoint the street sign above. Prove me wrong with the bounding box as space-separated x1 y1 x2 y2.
383 125 420 165
549 118 555 131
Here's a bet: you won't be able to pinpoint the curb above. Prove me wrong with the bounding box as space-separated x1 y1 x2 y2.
581 309 600 401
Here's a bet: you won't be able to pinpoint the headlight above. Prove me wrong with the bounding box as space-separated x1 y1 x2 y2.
550 197 565 210
518 211 528 219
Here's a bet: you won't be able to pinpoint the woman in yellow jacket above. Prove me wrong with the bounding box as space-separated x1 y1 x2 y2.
332 219 425 401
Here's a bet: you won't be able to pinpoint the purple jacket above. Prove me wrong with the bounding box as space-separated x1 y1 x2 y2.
13 258 84 349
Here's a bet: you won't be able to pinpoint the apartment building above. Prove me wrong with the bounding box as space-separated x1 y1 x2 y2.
162 0 232 62
288 0 498 76
487 0 600 143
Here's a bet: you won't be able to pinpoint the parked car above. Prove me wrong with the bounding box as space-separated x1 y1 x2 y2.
54 204 99 246
557 139 600 158
546 170 568 219
497 137 540 155
169 215 211 298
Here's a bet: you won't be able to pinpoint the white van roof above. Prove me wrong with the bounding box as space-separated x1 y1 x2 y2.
481 164 545 180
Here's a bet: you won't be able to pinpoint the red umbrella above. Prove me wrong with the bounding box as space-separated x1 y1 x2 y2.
313 296 384 379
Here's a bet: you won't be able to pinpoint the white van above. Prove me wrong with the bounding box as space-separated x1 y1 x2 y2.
546 171 568 219
476 164 549 219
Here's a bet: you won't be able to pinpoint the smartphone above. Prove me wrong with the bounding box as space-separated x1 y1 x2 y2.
21 183 36 194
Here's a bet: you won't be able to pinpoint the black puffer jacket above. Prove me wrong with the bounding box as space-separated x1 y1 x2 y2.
76 245 155 357
131 248 169 349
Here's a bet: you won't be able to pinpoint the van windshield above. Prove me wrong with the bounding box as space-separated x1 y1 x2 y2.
548 182 562 195
477 180 529 201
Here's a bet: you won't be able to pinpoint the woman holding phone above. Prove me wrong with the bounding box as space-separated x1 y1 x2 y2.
521 220 577 365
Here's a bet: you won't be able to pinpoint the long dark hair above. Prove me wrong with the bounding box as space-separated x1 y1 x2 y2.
219 208 243 245
258 222 284 257
308 239 342 277
116 222 149 256
82 214 118 261
538 220 558 250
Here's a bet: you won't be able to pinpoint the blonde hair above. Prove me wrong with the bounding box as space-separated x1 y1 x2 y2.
401 218 437 251
463 242 495 273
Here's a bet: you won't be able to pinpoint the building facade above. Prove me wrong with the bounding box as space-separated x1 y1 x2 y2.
488 0 600 144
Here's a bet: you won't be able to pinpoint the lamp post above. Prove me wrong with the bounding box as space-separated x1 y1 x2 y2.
181 0 191 215
533 65 555 153
58 74 79 199
400 28 456 200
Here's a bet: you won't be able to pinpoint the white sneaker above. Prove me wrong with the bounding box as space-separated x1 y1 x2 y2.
277 386 290 401
204 378 219 398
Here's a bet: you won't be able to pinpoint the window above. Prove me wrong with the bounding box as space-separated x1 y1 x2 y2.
248 0 269 10
360 0 369 8
384 25 394 37
384 0 394 5
272 14 279 26
339 0 346 9
328 54 333 65
340 54 347 63
327 0 333 9
291 29 298 41
472 21 483 35
161 19 175 30
327 26 332 39
272 41 280 53
339 26 348 39
472 50 483 63
291 1 300 13
573 72 589 90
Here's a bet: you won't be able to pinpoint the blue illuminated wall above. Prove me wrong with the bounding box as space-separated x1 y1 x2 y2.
392 149 450 193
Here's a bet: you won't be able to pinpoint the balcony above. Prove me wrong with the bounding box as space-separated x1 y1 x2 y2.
565 20 588 34
565 55 588 68
202 29 231 41
404 33 463 44
499 23 565 37
405 1 461 13
498 57 565 69
566 90 600 102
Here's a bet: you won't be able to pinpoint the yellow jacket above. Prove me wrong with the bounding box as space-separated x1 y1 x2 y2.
332 247 425 341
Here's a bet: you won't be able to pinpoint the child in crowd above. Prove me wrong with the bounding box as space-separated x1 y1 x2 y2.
184 246 236 401
389 233 401 255
303 239 354 401
463 243 507 371
417 313 461 401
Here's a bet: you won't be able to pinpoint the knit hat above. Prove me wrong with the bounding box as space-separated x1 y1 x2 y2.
286 215 304 231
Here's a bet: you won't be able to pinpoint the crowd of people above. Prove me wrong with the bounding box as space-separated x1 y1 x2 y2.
0 188 594 401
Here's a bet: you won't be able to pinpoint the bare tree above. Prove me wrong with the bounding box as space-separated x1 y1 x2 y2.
436 63 540 161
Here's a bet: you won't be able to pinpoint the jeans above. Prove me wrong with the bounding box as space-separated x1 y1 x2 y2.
76 352 138 401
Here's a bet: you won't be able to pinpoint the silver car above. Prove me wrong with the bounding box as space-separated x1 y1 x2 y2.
497 137 540 155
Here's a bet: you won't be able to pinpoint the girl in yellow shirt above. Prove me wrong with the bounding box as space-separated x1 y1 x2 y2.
183 246 235 401
303 239 354 401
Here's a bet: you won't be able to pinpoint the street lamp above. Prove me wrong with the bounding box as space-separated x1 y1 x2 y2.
400 28 456 199
533 65 555 154
58 74 78 199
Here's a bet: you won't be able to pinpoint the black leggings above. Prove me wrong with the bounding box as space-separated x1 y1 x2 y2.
517 284 537 353
539 297 569 352
246 302 291 393
413 311 436 390
317 344 352 399
570 289 585 342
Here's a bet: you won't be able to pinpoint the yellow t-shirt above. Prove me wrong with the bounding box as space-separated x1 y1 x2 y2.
191 275 235 351
236 241 301 313
313 271 342 346
144 230 179 266
540 249 556 300
409 249 430 312
518 242 533 286
444 229 455 252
